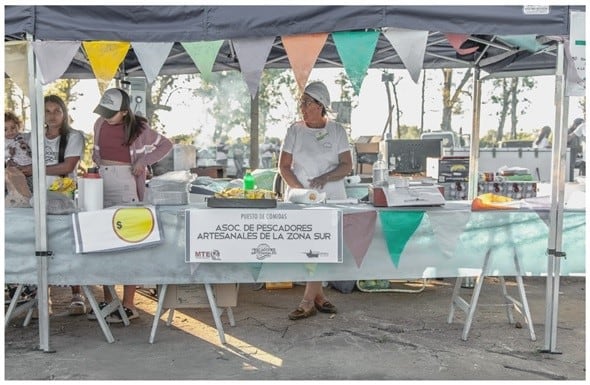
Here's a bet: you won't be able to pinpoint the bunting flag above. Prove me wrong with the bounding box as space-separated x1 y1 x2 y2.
332 30 379 95
31 41 80 85
181 40 224 82
382 27 428 83
4 41 29 95
232 36 275 98
378 211 424 267
305 263 317 276
132 42 174 84
343 210 377 268
427 211 470 259
281 33 328 93
248 262 263 281
445 34 479 55
82 41 130 93
189 263 201 275
499 35 545 52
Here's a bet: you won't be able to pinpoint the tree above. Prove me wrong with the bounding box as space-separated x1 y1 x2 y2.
4 78 28 125
440 68 473 131
489 76 536 141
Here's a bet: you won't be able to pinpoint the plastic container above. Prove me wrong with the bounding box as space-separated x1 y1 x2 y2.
78 167 103 211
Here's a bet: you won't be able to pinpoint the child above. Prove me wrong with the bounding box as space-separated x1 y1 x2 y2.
5 111 33 192
5 111 32 168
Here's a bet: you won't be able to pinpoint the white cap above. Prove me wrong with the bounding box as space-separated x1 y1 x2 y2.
93 88 128 118
304 81 330 110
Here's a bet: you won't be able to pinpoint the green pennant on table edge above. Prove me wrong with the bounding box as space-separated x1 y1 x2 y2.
378 211 425 267
248 263 263 281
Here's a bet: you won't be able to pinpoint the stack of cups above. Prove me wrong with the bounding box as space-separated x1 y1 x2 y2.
78 167 103 211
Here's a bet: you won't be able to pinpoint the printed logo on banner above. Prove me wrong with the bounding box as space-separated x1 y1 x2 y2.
251 243 277 260
192 249 222 261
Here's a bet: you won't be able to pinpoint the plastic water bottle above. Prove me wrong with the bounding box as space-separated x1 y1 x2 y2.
243 170 255 198
372 153 388 186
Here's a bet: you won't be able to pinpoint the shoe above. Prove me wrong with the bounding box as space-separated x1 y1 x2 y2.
288 305 317 320
315 300 337 314
87 301 108 320
68 295 87 316
105 306 139 324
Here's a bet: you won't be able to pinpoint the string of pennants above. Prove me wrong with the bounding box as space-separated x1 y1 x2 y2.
5 29 561 97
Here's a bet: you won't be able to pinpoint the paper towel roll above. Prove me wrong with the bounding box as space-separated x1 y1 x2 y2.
286 188 326 204
79 178 103 211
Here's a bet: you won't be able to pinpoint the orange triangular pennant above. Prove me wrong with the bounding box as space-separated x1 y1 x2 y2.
282 33 328 93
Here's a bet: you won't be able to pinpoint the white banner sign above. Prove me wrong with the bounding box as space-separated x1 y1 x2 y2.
186 208 342 263
73 205 163 253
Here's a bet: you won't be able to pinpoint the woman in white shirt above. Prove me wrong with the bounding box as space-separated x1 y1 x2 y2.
278 81 352 320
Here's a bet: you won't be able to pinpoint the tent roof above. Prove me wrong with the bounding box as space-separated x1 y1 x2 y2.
4 5 585 79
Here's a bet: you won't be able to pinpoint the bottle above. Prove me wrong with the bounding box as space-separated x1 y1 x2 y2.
79 167 103 211
243 170 255 198
372 153 388 186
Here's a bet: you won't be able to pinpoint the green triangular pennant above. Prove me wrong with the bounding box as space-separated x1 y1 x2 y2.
378 211 425 267
181 40 224 82
332 30 379 94
248 263 263 281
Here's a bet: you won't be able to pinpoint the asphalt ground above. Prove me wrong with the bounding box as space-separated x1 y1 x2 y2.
3 276 586 381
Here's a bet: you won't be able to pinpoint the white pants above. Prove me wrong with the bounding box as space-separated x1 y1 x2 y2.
99 165 139 208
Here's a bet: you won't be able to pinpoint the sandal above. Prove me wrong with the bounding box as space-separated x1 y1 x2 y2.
87 301 108 320
288 303 317 320
315 300 337 314
68 295 87 316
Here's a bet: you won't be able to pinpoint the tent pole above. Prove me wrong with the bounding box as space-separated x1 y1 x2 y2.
467 67 481 201
542 41 567 354
26 33 52 352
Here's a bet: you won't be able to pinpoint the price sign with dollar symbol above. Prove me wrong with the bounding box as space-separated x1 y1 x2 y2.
112 207 155 243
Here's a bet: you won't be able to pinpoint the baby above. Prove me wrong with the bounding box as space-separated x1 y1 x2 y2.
5 111 32 168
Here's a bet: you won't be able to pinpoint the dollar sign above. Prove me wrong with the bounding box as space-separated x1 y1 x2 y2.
116 221 123 230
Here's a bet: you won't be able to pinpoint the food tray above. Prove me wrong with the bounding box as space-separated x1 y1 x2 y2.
206 197 277 208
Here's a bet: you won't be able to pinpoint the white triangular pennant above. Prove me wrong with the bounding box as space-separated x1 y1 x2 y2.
131 42 174 84
31 41 80 84
232 36 275 98
382 27 428 83
4 41 29 95
427 211 471 259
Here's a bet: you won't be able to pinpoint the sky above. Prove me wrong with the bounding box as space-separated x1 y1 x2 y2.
67 68 586 148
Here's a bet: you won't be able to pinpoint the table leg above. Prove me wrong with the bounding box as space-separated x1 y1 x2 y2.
82 285 115 344
204 283 226 344
149 284 168 344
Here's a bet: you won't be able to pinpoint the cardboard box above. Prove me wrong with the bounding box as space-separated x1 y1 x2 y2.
160 283 239 308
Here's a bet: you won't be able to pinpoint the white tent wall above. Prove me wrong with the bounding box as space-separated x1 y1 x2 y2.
4 5 585 353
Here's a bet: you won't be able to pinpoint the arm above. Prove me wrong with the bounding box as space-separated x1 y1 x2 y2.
278 151 304 189
132 127 173 175
308 150 353 190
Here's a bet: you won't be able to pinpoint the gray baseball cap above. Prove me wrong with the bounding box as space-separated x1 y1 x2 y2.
94 88 128 118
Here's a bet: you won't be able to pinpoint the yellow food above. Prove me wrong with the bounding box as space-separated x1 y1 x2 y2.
214 187 276 200
48 177 77 194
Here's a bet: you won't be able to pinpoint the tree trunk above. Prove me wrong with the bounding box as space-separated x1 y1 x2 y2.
496 79 509 142
441 69 453 131
509 78 519 138
250 92 260 171
420 70 426 133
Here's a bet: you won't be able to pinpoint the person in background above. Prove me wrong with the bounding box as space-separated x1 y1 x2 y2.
232 139 245 179
89 88 173 323
278 81 352 320
260 137 275 168
19 95 87 316
568 118 585 177
215 139 229 168
533 125 551 149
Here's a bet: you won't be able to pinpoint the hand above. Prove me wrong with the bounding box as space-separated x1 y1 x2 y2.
18 164 33 176
131 162 145 176
308 174 328 189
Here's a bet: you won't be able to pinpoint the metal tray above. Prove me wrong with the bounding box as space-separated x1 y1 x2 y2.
206 197 277 208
